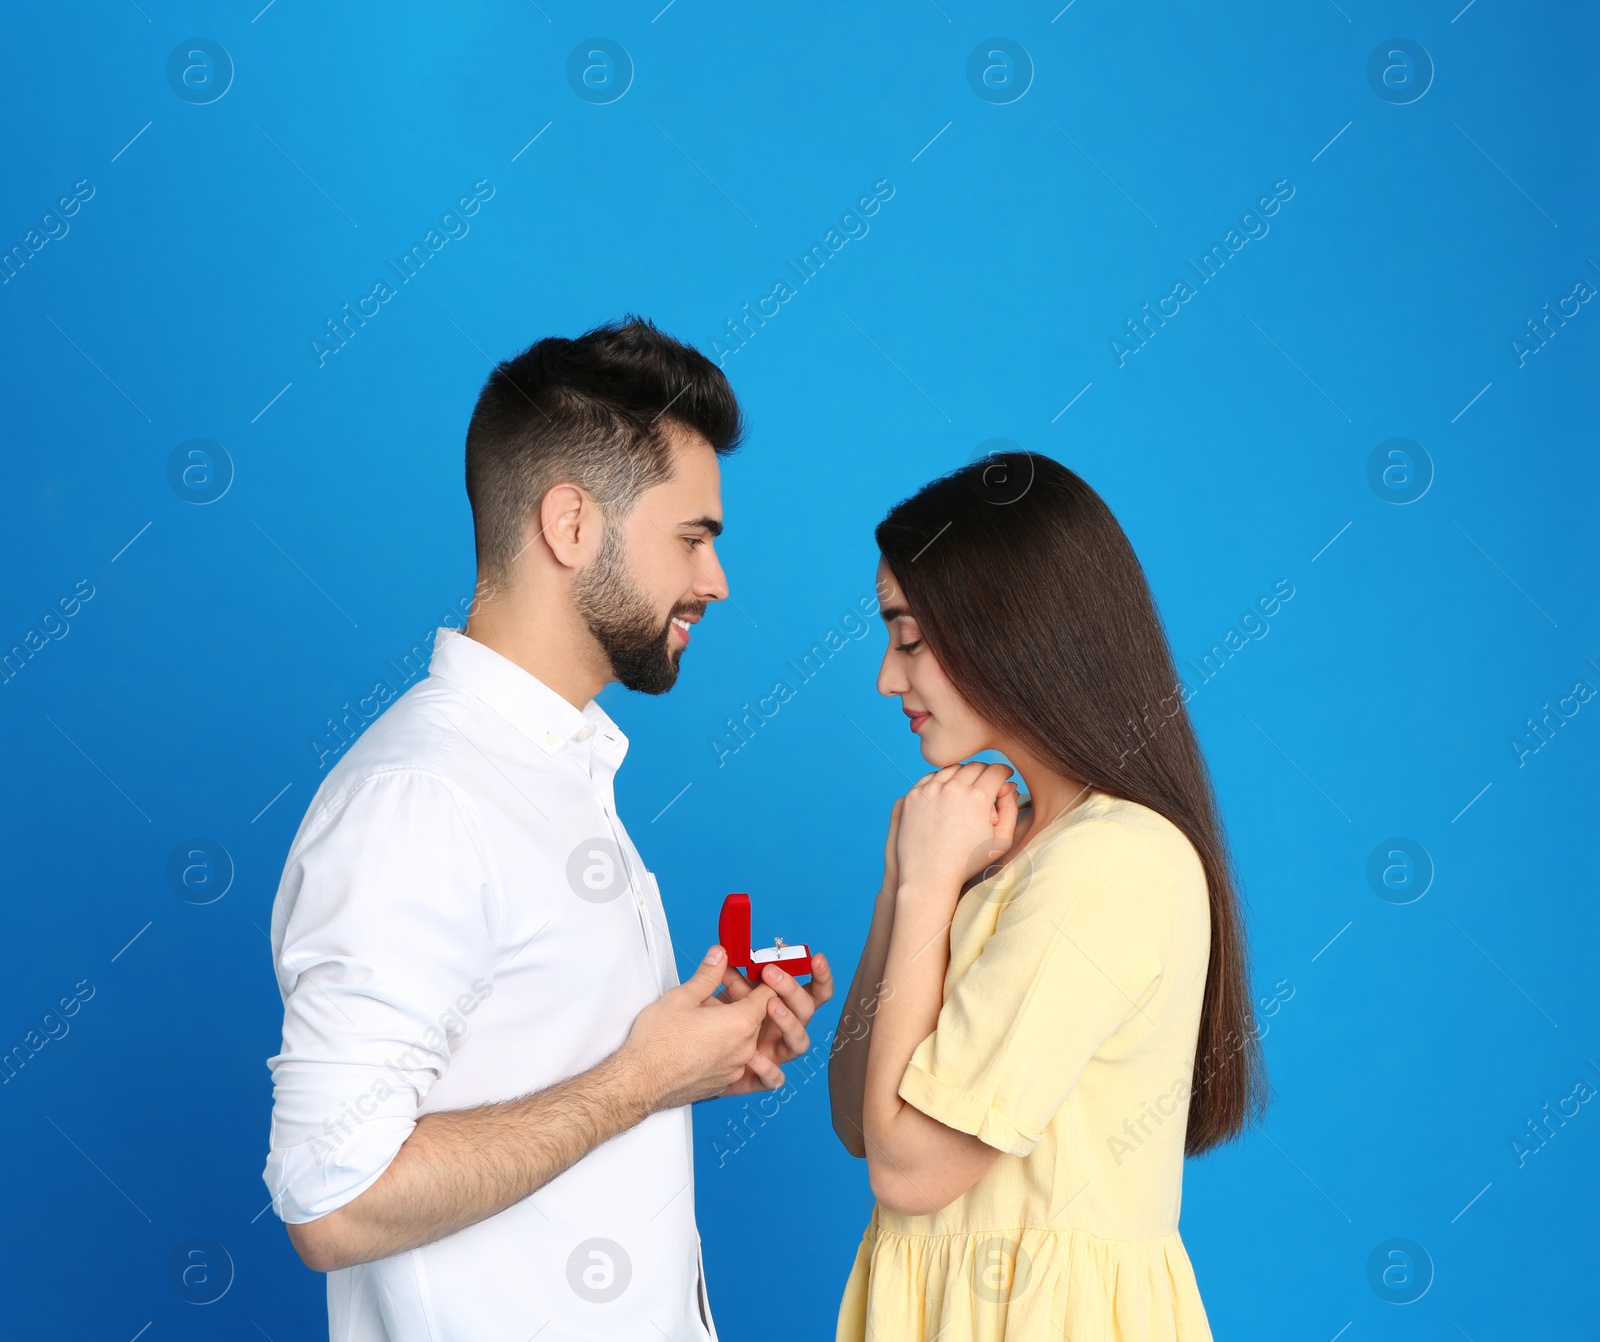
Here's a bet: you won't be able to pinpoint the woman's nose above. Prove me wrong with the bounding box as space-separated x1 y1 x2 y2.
876 649 904 697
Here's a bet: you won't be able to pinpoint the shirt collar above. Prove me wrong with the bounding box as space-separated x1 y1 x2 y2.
426 626 628 767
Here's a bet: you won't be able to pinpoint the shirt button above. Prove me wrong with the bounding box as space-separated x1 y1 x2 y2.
576 726 593 741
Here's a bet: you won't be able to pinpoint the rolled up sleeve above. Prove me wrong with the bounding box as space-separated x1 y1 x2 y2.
898 818 1174 1158
262 768 499 1224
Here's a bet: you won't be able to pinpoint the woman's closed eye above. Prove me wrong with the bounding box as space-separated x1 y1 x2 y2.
894 639 922 654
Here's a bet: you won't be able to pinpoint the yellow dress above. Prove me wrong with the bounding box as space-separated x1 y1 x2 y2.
836 790 1215 1341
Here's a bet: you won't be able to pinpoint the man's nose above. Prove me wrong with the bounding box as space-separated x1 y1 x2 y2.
694 546 729 603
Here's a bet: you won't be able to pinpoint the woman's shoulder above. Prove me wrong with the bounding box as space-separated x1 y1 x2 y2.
1024 790 1206 893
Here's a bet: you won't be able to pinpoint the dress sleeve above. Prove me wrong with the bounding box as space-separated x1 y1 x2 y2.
897 816 1176 1158
262 768 500 1223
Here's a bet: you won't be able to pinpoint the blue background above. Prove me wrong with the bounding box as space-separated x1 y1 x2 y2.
2 2 1595 1337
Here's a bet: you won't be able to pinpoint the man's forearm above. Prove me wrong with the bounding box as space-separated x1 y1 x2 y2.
290 1048 658 1272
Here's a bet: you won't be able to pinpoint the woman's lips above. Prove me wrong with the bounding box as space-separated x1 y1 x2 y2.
906 711 931 733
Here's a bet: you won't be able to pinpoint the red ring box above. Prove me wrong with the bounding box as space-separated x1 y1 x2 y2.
719 892 812 984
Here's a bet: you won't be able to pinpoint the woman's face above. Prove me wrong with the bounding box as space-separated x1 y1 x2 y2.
875 558 993 766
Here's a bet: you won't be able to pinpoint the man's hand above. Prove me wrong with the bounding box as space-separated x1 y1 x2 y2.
714 952 835 1095
285 946 785 1274
618 946 782 1108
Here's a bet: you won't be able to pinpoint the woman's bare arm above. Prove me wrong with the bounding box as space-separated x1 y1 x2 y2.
827 800 902 1157
828 888 897 1157
861 884 997 1213
861 768 1016 1214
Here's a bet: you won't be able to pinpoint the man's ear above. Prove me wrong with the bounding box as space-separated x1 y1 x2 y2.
537 483 603 571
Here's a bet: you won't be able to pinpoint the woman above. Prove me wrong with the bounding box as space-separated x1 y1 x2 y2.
829 452 1266 1340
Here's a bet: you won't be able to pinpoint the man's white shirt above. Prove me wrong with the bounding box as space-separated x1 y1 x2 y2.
263 625 717 1342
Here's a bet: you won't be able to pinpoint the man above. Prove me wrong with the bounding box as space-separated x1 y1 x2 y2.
262 317 833 1341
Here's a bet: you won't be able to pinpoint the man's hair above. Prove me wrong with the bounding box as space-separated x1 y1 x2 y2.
464 316 743 584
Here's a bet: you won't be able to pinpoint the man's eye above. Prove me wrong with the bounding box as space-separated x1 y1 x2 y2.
685 536 704 549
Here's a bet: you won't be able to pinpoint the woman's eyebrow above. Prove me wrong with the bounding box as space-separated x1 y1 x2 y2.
879 605 909 623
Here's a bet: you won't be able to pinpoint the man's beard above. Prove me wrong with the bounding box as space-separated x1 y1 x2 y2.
573 525 695 696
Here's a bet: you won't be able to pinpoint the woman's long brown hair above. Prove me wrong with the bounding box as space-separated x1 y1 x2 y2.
876 450 1267 1154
